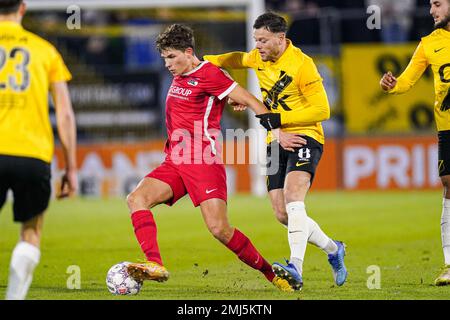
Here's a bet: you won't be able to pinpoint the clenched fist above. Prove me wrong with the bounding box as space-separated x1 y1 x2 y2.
380 71 397 91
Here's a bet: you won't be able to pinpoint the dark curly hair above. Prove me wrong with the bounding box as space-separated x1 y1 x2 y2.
253 12 288 33
0 0 22 14
156 24 195 53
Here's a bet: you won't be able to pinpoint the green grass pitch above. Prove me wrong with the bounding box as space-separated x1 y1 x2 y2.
0 191 449 300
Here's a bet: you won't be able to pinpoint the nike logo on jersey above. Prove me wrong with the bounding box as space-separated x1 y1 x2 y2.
435 47 445 53
206 188 218 194
258 68 265 71
296 161 309 167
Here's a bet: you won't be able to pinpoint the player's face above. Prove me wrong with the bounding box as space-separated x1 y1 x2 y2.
160 48 192 76
430 0 450 29
253 28 285 62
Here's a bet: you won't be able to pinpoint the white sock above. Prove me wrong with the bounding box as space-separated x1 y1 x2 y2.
287 201 309 274
6 242 40 300
280 214 338 255
442 199 450 265
307 217 338 255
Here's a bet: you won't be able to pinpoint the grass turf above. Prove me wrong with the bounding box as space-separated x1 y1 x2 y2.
0 191 449 300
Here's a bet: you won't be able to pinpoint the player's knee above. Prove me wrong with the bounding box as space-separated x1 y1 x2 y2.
442 177 450 189
283 177 310 201
208 224 232 244
126 190 157 211
442 176 450 196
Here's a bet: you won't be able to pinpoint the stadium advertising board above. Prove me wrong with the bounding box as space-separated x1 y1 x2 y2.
342 44 435 134
342 136 440 190
53 140 339 197
53 136 440 195
53 141 252 197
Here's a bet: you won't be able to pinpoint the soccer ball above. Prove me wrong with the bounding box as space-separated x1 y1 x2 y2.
106 262 142 295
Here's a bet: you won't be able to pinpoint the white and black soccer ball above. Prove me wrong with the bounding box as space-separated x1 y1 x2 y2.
106 262 142 295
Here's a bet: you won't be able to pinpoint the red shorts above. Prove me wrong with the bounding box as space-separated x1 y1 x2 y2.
146 158 227 207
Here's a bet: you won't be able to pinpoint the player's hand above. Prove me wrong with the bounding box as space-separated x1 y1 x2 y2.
228 97 247 111
57 169 78 199
272 129 307 152
380 71 397 91
256 113 281 130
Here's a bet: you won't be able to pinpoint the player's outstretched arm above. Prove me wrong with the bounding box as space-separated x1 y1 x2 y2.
51 82 78 199
382 41 429 94
227 85 306 149
227 84 268 115
227 84 281 130
204 52 247 69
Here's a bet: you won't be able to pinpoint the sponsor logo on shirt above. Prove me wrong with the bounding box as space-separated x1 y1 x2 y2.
187 79 198 86
169 85 193 99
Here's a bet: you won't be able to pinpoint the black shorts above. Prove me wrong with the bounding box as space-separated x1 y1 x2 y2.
266 136 323 192
0 155 51 222
439 130 450 177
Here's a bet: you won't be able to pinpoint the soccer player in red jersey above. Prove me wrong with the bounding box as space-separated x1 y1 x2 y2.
125 24 294 292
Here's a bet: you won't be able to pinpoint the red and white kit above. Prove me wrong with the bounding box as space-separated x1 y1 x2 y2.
147 61 237 206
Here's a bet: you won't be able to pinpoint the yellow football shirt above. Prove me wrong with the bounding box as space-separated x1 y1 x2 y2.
0 21 72 163
388 28 450 132
204 40 330 144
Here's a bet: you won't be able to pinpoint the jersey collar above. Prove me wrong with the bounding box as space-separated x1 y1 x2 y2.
269 39 294 66
0 21 23 29
182 61 208 76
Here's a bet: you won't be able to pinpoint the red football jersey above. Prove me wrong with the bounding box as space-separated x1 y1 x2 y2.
164 61 237 163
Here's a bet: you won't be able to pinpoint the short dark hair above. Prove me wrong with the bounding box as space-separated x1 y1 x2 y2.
0 0 22 14
156 24 195 53
253 12 288 33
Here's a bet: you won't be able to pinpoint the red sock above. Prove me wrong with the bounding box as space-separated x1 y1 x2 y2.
226 229 275 282
131 210 163 266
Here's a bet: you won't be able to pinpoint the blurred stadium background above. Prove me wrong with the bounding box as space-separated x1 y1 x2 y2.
21 0 440 198
2 0 448 300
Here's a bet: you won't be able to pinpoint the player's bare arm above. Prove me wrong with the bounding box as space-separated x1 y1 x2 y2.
227 86 306 149
50 81 78 198
226 85 281 130
226 84 267 115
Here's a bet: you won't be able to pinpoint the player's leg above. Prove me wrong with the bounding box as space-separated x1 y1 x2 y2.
5 157 51 299
126 163 186 283
435 130 450 286
199 198 292 292
271 170 311 290
6 214 44 300
273 139 346 288
266 143 306 289
269 188 340 254
5 156 50 300
436 175 450 285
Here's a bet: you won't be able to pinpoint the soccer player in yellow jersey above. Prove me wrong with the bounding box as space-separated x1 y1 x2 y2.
204 12 347 290
0 0 77 299
381 0 450 286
